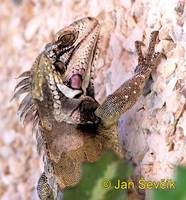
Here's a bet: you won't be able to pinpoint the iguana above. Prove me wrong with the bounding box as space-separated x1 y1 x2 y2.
12 17 164 199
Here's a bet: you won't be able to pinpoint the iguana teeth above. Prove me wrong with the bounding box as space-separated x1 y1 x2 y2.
57 83 82 98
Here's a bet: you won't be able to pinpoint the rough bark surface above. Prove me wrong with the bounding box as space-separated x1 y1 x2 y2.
0 0 186 199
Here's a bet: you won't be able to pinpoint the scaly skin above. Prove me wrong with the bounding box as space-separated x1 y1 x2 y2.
12 17 164 200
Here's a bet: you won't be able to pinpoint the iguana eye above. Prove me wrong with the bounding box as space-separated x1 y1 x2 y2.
58 31 78 47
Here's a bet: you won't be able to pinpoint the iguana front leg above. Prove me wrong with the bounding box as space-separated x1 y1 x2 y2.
95 31 164 128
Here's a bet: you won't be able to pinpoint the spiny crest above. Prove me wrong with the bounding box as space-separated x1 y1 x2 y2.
12 70 38 127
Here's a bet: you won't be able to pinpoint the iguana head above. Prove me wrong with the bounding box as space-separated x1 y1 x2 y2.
13 17 101 125
44 17 100 98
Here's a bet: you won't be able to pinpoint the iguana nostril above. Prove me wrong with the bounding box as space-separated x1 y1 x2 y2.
87 17 94 21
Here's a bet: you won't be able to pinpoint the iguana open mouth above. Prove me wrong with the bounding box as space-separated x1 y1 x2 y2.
69 74 83 89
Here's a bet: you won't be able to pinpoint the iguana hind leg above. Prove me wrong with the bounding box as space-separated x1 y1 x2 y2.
95 31 163 128
37 172 54 200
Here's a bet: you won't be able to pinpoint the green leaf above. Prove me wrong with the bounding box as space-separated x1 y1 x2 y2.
153 166 186 200
63 151 132 200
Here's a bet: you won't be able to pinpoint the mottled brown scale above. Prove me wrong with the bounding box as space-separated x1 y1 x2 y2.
13 17 164 200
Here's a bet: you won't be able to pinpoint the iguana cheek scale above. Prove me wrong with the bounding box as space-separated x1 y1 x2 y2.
12 17 164 199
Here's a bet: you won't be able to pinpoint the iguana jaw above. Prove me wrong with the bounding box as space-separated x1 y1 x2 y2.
44 17 100 98
64 19 100 95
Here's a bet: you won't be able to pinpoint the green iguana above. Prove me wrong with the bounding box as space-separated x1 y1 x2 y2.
12 17 164 199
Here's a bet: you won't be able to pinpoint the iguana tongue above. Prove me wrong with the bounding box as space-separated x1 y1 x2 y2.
70 74 82 89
